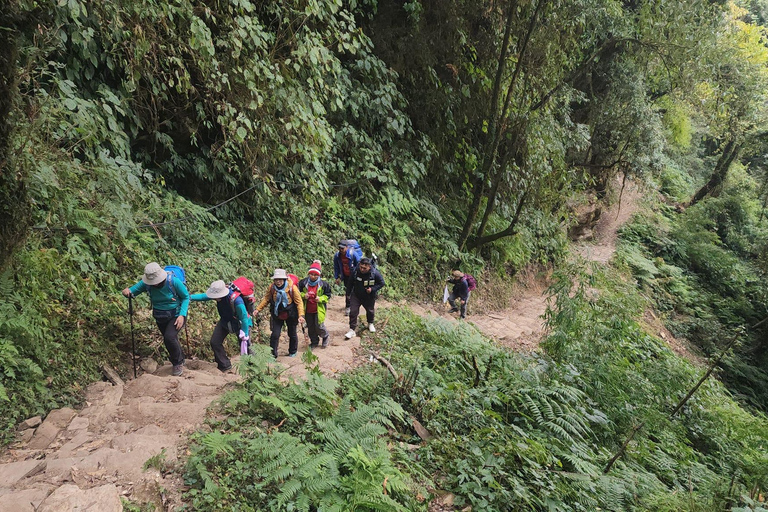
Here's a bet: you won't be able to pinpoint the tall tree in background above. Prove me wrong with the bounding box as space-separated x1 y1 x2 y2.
688 3 768 207
0 1 30 269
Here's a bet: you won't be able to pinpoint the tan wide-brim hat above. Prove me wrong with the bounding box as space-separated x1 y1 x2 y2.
206 280 230 299
271 268 288 280
451 270 465 279
142 262 168 285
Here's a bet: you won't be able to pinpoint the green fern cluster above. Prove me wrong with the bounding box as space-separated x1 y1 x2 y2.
185 348 425 511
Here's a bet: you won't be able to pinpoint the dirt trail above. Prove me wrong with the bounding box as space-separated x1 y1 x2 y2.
1 178 677 511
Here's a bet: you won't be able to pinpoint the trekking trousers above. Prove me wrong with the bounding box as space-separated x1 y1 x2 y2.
349 294 375 330
342 274 354 308
270 315 299 357
448 291 470 319
210 320 234 371
305 312 329 346
154 313 184 366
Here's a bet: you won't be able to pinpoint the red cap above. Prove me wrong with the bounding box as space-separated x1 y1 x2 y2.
308 260 322 275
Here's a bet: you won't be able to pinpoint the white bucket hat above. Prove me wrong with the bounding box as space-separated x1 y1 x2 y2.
142 262 167 285
271 268 288 280
206 280 230 299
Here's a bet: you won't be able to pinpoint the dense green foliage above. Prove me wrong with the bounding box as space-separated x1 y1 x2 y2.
186 287 768 510
618 164 768 410
3 0 768 508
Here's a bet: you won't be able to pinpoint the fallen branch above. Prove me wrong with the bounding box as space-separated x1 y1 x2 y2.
371 352 400 382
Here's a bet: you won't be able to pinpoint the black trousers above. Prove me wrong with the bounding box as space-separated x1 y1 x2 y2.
349 294 375 330
270 315 299 357
154 313 184 366
342 274 354 308
210 320 235 371
305 312 329 346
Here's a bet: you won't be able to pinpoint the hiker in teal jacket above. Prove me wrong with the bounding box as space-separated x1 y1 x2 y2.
190 280 251 372
122 262 189 376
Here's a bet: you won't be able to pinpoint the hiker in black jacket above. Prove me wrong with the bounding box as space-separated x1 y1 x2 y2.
447 270 470 319
344 258 384 339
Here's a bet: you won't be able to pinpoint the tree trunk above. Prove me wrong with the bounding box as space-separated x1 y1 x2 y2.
457 0 517 251
689 140 741 207
0 2 29 270
458 0 545 250
467 189 529 249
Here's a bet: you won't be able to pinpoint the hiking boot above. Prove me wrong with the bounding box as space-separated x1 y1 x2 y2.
172 364 184 376
448 307 459 313
310 342 318 349
220 365 232 373
345 329 356 339
321 337 330 348
344 307 350 316
368 323 376 333
288 353 297 358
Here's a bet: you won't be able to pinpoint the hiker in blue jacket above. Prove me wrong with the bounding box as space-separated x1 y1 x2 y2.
333 240 360 316
122 262 189 376
190 280 251 372
447 270 470 319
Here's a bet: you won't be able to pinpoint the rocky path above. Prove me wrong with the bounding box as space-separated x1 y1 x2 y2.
0 179 658 511
0 303 369 510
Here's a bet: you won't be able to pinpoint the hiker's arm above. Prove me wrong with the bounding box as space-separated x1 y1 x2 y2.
317 283 331 305
189 293 211 302
235 302 250 336
333 254 342 280
370 271 385 294
174 278 191 317
255 286 271 314
125 281 147 297
293 286 305 317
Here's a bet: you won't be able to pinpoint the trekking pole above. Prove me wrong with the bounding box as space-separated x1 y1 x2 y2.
128 295 137 379
301 321 310 346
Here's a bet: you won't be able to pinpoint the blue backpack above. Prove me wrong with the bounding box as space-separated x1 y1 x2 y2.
344 240 364 262
164 265 186 298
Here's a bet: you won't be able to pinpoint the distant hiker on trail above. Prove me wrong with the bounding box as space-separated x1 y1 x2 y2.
345 257 385 339
299 260 331 349
189 280 252 372
122 262 189 376
333 239 361 316
447 270 471 320
254 269 305 358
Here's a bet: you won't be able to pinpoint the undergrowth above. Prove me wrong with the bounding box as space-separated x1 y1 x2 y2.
185 263 768 510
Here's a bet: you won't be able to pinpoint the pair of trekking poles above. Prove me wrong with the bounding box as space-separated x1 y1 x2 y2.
127 295 191 379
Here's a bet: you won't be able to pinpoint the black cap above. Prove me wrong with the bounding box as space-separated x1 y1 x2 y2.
338 240 346 248
359 257 371 265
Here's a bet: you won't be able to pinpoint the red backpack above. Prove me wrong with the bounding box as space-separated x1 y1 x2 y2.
230 277 256 316
288 273 299 289
464 273 477 292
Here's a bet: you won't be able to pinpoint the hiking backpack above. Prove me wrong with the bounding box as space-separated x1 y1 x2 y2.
164 265 186 299
344 239 364 262
464 273 477 292
230 276 256 316
288 273 299 289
